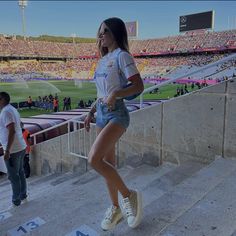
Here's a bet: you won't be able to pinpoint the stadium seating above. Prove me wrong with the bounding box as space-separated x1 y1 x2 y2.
1 29 236 81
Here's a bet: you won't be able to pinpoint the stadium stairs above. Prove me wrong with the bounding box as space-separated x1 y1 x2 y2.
1 156 236 236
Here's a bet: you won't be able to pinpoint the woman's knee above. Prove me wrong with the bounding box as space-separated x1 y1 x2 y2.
88 151 100 168
88 155 95 167
104 157 115 167
103 148 116 166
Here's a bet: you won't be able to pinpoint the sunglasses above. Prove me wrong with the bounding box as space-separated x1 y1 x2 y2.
99 28 110 38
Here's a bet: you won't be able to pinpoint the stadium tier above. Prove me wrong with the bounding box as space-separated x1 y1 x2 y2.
1 29 235 80
1 29 235 58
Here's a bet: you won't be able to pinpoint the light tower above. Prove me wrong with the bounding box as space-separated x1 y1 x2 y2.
18 0 28 40
71 33 76 59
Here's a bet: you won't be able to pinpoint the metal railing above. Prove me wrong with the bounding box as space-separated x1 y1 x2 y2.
67 118 121 162
30 114 87 145
67 119 97 160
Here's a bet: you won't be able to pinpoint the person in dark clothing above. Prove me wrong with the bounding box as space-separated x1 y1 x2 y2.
67 97 71 110
191 82 195 90
63 97 67 111
21 122 31 178
78 99 85 108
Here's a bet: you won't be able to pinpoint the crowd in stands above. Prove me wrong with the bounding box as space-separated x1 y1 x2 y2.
0 58 97 79
0 29 235 81
0 54 232 80
0 36 98 58
0 29 235 58
129 29 236 54
137 54 226 78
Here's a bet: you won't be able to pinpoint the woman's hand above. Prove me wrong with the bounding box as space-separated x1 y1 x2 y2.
84 113 93 132
4 151 10 161
105 91 117 111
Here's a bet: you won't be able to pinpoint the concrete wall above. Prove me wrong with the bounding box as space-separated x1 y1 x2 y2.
31 78 236 175
31 132 87 176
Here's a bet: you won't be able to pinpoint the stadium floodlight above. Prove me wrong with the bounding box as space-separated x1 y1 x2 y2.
71 33 77 59
71 33 76 43
18 0 28 40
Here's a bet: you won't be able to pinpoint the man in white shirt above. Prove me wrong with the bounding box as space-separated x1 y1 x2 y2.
0 92 27 207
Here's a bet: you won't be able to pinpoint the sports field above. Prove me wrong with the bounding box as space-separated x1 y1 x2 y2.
0 80 195 117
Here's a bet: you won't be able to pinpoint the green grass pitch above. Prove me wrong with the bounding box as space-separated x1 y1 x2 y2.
0 80 194 117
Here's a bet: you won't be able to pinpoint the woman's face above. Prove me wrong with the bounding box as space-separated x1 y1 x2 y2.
98 23 114 49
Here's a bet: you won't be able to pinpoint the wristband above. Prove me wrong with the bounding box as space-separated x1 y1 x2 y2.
88 111 94 117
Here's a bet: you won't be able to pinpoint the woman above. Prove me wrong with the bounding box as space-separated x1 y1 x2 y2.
84 17 144 231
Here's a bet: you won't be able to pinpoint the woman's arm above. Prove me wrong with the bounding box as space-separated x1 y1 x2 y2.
88 100 97 117
112 74 144 99
4 122 15 160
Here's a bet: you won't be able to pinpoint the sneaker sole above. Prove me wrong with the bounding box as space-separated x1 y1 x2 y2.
129 191 143 228
21 199 28 204
101 216 123 231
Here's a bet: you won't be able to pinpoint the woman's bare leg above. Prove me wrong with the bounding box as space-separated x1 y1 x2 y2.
88 122 130 198
104 147 119 207
96 127 119 207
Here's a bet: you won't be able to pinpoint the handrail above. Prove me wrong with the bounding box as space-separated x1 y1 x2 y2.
67 118 96 160
139 53 236 107
31 114 87 145
67 118 120 163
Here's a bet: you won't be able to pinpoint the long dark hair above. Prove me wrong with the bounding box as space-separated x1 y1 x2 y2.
97 17 129 57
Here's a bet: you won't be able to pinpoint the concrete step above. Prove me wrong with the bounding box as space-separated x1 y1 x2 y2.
0 173 72 212
231 231 236 236
159 169 236 236
110 157 236 236
28 160 204 236
0 162 177 236
26 162 178 236
141 160 205 208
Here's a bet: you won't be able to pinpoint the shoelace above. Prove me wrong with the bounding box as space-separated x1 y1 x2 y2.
105 206 117 221
122 198 133 217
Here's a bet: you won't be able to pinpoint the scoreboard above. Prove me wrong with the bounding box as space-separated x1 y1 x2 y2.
179 11 214 32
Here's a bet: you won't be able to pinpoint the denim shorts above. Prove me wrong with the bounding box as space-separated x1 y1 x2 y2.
96 99 130 129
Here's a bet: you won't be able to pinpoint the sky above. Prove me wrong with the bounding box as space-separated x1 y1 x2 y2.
0 1 236 40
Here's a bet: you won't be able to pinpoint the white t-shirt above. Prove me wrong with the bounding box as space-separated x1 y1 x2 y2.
94 48 139 98
0 104 26 153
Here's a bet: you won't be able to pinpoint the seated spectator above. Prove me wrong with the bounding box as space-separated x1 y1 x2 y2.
87 99 93 107
27 96 32 109
78 99 85 108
